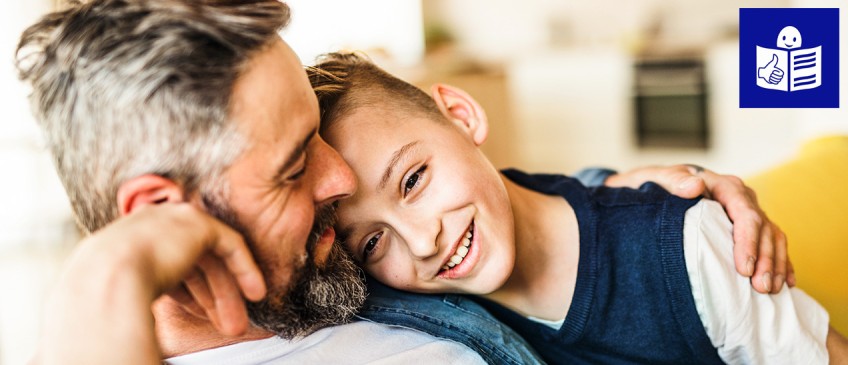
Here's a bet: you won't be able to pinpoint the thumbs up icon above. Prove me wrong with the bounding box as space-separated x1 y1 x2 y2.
758 54 784 85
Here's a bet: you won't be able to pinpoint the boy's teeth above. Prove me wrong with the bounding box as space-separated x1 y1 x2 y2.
443 224 474 271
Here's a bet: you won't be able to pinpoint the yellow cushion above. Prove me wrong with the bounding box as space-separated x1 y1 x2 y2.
746 135 848 334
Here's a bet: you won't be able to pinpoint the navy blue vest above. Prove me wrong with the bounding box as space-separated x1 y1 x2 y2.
472 169 724 365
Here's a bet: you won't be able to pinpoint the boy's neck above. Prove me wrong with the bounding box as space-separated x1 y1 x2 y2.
482 173 580 321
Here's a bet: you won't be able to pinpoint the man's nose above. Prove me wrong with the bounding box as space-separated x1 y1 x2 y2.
311 136 357 206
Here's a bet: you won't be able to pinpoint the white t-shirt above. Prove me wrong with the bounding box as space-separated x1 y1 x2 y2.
164 320 485 365
684 200 829 364
530 199 830 364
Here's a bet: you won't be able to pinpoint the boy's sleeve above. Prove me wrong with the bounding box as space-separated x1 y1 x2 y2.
682 200 830 365
572 167 617 187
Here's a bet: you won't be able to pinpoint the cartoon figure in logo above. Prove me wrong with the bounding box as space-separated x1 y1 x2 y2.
758 26 803 85
755 25 822 92
777 26 802 49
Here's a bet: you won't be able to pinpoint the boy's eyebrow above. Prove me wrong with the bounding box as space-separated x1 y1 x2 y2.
379 140 420 191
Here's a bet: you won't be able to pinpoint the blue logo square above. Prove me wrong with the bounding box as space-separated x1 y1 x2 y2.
740 8 839 108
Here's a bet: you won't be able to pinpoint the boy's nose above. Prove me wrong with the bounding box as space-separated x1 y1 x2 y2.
407 234 439 259
397 215 440 260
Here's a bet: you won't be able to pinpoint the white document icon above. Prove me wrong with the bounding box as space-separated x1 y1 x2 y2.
756 45 821 91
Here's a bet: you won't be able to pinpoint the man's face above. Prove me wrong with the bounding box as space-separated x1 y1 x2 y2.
206 38 364 338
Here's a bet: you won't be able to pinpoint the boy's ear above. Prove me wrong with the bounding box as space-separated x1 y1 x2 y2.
116 174 186 216
430 83 489 146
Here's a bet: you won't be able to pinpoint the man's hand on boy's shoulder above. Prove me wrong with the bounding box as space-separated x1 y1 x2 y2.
603 164 792 295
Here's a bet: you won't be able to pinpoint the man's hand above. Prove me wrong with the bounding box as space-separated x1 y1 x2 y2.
34 204 266 365
605 164 793 294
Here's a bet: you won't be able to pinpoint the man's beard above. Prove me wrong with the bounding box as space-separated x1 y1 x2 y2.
203 194 367 339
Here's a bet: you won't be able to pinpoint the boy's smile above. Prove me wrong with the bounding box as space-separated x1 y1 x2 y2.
437 220 480 279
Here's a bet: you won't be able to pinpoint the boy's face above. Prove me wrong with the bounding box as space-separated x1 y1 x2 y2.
324 102 516 295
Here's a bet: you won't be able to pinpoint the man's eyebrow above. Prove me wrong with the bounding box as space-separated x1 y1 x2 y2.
379 140 420 192
274 127 317 181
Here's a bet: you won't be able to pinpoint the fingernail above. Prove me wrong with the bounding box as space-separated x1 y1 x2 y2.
774 274 785 291
679 176 700 190
761 272 772 292
746 257 756 276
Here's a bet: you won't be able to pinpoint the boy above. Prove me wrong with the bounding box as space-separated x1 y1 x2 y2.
308 53 848 364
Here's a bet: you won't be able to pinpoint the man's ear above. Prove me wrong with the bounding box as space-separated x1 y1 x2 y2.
116 174 186 216
430 83 489 146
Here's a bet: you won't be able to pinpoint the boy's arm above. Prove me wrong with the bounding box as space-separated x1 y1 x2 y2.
829 327 848 365
683 199 835 364
575 164 791 294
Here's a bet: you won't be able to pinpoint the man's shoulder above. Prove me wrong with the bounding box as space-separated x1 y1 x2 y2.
165 321 485 365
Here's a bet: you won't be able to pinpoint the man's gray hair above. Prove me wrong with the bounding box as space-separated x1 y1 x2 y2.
15 0 291 233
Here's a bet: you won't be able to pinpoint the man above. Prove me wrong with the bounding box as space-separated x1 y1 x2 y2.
17 0 791 363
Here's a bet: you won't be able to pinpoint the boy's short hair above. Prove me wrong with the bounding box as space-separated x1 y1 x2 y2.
307 52 444 130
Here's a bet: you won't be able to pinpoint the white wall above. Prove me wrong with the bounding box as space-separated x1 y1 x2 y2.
506 48 635 173
1 3 78 364
281 0 424 66
0 1 75 252
503 43 819 177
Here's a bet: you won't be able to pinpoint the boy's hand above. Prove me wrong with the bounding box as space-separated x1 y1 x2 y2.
604 164 792 294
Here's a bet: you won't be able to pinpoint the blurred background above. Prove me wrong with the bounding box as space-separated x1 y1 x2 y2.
2 0 846 363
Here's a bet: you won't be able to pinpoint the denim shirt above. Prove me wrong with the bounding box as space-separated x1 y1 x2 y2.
357 279 546 365
352 168 616 365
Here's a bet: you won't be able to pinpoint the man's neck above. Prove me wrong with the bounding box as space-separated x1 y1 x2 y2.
153 297 274 358
483 174 580 321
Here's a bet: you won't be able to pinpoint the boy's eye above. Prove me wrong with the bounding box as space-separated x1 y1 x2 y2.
363 231 383 260
403 165 427 197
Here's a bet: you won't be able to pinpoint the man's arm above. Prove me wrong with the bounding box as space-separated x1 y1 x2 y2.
574 164 792 294
33 204 266 365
